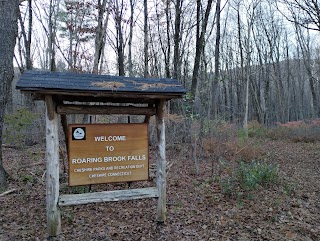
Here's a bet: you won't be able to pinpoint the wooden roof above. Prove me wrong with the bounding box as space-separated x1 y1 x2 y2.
16 70 185 103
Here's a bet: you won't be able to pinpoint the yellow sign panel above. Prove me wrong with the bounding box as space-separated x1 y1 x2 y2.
68 123 149 186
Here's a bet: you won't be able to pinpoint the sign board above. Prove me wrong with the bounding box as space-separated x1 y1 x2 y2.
68 123 149 186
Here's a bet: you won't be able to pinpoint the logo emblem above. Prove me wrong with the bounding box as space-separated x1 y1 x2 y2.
72 127 86 140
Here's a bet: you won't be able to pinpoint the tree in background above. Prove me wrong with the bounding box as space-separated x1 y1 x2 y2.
93 0 110 74
5 0 320 130
17 0 33 71
190 0 214 99
279 0 320 31
0 0 19 189
59 0 96 72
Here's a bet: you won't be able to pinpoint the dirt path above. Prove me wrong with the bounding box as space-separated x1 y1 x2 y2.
0 139 319 240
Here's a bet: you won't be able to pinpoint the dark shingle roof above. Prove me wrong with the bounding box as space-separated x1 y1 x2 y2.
16 70 186 99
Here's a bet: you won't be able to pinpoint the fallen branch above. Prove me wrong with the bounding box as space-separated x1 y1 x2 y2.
234 140 254 156
2 144 19 149
0 188 17 197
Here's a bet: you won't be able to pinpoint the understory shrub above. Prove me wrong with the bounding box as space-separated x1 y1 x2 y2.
220 160 279 197
247 120 267 138
236 161 279 190
267 123 320 143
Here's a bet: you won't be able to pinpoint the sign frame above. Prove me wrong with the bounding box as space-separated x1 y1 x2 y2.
68 123 149 186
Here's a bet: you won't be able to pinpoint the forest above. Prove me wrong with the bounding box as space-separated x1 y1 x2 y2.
8 0 320 124
0 0 320 240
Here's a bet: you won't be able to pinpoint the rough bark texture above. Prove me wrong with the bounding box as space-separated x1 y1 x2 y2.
190 0 213 98
144 0 149 78
59 187 159 206
156 100 166 222
212 0 221 118
48 0 57 71
0 0 19 189
114 0 125 76
173 0 182 80
93 0 109 74
128 0 134 76
45 96 61 236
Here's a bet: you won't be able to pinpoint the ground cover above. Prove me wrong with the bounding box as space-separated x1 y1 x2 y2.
1 138 319 240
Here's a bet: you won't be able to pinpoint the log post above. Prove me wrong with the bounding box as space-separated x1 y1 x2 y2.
45 95 61 236
156 100 166 222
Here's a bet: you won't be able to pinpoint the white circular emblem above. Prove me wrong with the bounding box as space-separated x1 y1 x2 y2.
73 128 85 140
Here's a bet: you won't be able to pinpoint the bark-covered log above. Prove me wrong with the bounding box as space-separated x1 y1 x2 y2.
45 95 61 236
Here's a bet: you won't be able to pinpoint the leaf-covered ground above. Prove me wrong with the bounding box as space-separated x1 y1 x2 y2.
1 139 319 240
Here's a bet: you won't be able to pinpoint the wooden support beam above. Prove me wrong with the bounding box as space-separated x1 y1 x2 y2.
144 104 153 123
56 104 156 116
156 100 166 222
60 114 68 174
59 187 159 206
60 114 68 151
45 95 55 120
45 95 61 237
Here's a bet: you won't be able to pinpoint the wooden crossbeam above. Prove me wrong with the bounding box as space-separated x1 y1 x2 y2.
56 104 156 115
59 187 159 206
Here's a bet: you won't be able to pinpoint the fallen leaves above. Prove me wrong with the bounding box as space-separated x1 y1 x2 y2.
1 140 320 240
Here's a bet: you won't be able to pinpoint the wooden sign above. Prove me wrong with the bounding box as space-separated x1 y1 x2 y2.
68 123 149 186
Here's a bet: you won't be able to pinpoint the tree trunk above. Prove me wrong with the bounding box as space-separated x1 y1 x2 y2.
26 0 33 69
93 0 109 74
190 0 214 98
144 0 149 78
295 23 319 117
173 0 182 80
212 0 221 118
48 0 57 71
115 0 125 76
0 0 19 189
128 0 134 76
243 5 256 137
17 0 32 70
236 3 244 123
18 0 33 109
165 0 171 78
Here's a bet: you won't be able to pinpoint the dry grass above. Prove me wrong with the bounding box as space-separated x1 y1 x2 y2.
268 120 320 143
166 113 185 123
202 137 266 162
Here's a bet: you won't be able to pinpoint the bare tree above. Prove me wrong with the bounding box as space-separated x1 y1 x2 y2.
144 0 149 78
190 0 214 99
278 0 320 31
153 0 173 78
112 0 126 76
0 0 19 189
17 0 33 70
48 0 60 71
211 0 221 118
173 0 183 80
93 0 110 74
128 0 135 76
294 23 319 117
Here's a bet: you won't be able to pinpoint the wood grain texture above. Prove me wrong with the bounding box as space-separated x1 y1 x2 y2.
59 187 159 206
45 96 61 236
45 95 55 120
156 100 167 222
57 104 156 115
